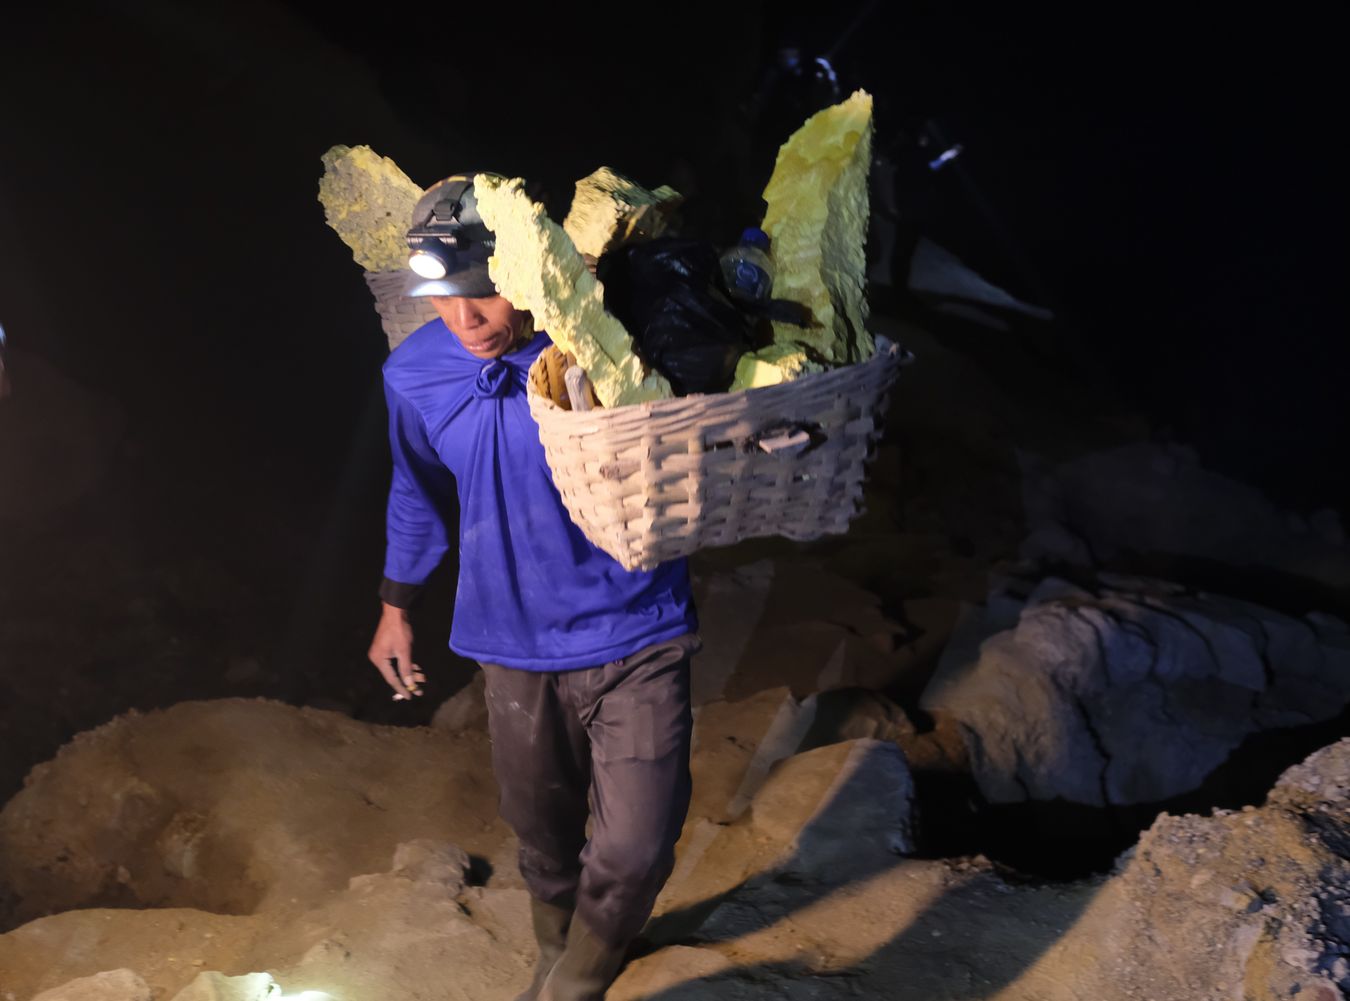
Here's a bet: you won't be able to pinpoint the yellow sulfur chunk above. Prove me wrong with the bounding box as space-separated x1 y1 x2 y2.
563 167 683 260
729 343 824 391
762 90 875 365
318 145 424 272
473 174 673 408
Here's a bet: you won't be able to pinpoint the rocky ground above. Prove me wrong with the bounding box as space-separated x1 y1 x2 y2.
1 695 1346 1000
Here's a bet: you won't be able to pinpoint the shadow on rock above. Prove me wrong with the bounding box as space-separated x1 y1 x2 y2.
633 740 1097 1000
625 739 1350 1000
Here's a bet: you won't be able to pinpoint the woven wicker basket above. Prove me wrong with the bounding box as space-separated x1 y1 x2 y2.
364 271 439 351
528 338 910 571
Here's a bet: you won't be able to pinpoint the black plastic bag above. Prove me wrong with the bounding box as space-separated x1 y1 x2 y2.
598 237 755 396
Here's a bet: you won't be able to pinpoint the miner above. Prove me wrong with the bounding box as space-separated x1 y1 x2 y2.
366 173 700 1001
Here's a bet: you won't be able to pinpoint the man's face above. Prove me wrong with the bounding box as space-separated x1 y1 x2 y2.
429 294 531 360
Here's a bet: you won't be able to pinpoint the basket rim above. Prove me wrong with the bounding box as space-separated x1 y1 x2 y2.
528 334 907 421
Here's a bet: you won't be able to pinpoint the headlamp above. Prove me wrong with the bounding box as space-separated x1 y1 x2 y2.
406 220 494 276
402 173 502 297
408 241 451 279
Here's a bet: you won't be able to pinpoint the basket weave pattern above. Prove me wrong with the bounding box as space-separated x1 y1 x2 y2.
528 340 906 571
364 271 439 351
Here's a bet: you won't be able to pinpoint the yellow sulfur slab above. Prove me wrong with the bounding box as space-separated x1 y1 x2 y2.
473 174 673 408
318 145 424 272
729 343 824 391
762 90 875 365
563 167 683 261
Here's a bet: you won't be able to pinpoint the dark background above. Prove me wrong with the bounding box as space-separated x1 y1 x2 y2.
0 1 1344 798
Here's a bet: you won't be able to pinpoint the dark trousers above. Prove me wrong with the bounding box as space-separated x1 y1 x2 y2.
480 633 700 949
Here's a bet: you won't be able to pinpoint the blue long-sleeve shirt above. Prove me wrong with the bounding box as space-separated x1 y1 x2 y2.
381 318 698 671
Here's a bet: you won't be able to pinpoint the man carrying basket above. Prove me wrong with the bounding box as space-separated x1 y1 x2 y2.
366 173 701 1001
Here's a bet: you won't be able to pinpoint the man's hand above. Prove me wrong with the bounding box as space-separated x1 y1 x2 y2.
368 602 426 700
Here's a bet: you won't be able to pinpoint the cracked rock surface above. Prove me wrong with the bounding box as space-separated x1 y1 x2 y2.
923 573 1350 806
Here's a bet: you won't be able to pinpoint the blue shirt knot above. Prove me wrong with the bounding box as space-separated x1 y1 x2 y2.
474 358 514 399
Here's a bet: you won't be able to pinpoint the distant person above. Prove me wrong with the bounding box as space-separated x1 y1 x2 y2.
365 174 701 1001
747 45 843 185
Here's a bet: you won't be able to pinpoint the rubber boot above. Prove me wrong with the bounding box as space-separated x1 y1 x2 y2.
537 916 629 1001
515 898 573 1001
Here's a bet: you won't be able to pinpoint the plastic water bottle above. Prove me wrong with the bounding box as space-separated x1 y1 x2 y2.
719 227 774 304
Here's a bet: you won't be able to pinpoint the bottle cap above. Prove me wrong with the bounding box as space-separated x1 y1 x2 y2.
740 227 770 251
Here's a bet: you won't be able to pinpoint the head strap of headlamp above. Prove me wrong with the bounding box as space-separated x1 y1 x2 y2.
406 174 497 254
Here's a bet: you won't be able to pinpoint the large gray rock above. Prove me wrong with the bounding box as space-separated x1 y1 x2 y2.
923 574 1350 805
